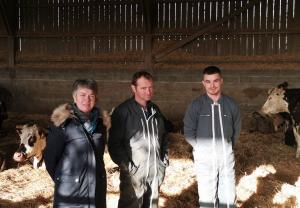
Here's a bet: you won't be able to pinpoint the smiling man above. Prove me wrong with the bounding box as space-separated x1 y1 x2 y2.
184 66 241 208
108 71 172 208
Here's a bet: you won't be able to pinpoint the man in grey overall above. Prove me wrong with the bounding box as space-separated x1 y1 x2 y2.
108 71 171 208
184 66 241 208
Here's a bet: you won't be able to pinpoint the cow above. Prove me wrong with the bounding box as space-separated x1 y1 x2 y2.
101 108 114 153
271 112 297 146
251 111 296 145
13 124 47 168
261 82 300 158
249 111 288 133
102 108 114 138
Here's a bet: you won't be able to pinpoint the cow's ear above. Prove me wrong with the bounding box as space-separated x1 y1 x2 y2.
278 82 288 89
16 125 23 135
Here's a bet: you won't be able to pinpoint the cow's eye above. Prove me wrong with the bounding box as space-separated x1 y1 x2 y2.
28 136 36 147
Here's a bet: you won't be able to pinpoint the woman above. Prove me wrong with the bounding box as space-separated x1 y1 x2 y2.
44 79 106 208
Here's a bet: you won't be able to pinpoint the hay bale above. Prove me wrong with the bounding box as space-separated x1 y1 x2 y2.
235 131 300 207
0 112 300 208
168 133 193 160
0 165 53 207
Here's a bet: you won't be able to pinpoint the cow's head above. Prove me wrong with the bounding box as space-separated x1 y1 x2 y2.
261 82 289 115
13 124 47 165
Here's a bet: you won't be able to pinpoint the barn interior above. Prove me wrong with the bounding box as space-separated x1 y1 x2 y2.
0 0 300 207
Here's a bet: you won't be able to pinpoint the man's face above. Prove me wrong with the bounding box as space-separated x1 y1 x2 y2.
202 73 223 97
73 87 96 113
131 76 153 105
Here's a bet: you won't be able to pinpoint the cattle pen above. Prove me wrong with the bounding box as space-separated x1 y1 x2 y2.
0 112 300 207
0 0 300 207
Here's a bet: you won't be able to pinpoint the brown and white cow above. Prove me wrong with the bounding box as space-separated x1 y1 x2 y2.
102 108 114 142
13 124 47 168
261 82 300 158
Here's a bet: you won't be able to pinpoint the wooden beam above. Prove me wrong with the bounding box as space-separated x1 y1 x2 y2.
154 0 263 61
153 29 300 36
12 32 148 38
4 28 300 39
22 0 141 7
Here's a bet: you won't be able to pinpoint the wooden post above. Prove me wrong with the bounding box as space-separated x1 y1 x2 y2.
7 36 15 67
143 0 154 72
144 34 153 71
289 0 300 53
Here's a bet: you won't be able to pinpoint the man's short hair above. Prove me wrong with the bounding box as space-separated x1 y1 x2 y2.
72 79 98 96
131 71 153 86
203 66 222 76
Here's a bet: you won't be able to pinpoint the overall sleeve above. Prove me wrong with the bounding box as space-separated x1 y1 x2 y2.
232 102 241 146
183 101 199 148
108 108 129 166
43 124 66 180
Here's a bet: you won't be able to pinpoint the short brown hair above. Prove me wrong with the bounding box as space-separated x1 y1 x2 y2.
131 71 153 86
72 79 98 96
203 66 222 76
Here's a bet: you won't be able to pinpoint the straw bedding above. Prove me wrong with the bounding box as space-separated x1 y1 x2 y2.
0 114 299 207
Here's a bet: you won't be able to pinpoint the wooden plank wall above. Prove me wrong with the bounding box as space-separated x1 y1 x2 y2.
155 0 298 56
17 0 145 61
6 0 299 62
0 38 7 63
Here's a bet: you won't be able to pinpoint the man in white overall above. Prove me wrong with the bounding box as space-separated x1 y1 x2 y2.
184 66 241 208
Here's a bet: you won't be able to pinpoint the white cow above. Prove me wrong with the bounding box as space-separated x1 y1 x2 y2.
261 82 300 158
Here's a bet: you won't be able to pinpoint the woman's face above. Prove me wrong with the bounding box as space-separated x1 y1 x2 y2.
73 87 96 113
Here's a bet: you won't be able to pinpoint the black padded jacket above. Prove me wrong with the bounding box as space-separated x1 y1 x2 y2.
44 103 106 208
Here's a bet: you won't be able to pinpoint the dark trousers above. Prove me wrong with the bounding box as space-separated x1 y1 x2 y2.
118 169 160 208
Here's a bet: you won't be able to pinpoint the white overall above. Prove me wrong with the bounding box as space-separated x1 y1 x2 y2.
193 102 236 208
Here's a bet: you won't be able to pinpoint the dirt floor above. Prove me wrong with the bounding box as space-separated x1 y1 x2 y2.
0 112 299 208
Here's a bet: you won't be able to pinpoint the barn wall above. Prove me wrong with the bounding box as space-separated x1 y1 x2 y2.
1 57 300 121
9 0 299 63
